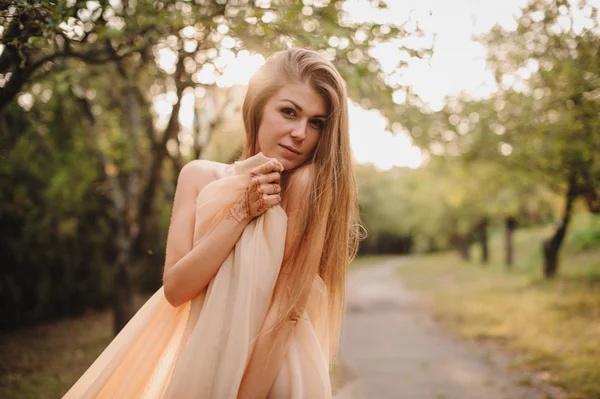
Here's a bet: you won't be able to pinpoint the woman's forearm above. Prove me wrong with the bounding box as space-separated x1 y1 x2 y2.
237 305 296 399
163 213 251 308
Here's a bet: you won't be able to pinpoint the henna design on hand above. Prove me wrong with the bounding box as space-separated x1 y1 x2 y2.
256 195 267 214
226 161 282 223
226 188 252 223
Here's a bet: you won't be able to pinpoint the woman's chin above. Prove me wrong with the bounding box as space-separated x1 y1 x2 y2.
274 158 292 171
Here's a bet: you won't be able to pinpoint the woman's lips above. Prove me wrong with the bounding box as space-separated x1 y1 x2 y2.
279 144 300 156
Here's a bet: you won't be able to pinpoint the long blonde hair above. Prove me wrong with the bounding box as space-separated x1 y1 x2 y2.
239 48 361 362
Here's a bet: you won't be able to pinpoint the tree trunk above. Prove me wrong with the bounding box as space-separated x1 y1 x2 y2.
459 240 471 261
477 218 489 264
582 182 599 214
113 222 135 334
453 233 472 261
542 185 576 279
134 54 187 258
505 216 517 268
77 94 138 334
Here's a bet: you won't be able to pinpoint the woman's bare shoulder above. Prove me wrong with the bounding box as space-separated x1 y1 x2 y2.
178 160 230 195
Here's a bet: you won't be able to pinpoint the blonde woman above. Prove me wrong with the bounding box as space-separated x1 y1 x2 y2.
63 48 360 399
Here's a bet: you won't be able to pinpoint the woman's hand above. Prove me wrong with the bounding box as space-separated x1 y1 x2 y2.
226 158 284 223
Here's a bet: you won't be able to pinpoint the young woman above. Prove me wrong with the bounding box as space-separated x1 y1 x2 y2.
63 48 360 399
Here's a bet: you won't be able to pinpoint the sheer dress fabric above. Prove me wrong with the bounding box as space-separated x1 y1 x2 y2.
63 152 332 399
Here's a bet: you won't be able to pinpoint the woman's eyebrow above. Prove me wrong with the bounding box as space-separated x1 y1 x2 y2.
280 99 327 118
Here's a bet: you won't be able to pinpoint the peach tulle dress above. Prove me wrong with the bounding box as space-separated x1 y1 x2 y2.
63 152 332 399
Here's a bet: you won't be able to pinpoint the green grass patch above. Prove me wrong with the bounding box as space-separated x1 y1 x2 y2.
398 215 600 399
0 310 113 399
0 294 150 399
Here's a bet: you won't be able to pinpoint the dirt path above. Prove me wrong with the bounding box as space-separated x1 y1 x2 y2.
334 257 550 399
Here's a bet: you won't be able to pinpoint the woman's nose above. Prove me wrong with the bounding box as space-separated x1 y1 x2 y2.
290 120 307 140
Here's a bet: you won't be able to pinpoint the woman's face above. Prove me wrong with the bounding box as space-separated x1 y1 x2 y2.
256 82 327 171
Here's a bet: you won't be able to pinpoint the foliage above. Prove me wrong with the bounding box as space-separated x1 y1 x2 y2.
567 212 600 251
0 91 116 329
475 0 600 210
390 0 600 275
354 157 557 255
0 0 432 328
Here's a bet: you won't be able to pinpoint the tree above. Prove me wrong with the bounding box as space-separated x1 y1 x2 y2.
398 0 599 276
477 0 600 277
1 0 432 332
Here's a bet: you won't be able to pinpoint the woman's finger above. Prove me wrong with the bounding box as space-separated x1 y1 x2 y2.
263 193 282 208
247 178 278 199
261 183 281 195
251 159 284 176
251 171 280 186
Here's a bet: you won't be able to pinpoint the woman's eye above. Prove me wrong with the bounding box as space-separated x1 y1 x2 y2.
311 120 325 130
281 108 295 117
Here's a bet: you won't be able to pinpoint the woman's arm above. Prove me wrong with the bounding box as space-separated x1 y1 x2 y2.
162 161 249 307
237 164 329 399
163 158 283 308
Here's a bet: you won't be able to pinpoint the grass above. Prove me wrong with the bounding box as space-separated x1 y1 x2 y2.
397 214 600 399
0 295 149 399
0 309 113 399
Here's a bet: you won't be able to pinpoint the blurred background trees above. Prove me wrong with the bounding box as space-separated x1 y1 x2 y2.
415 0 600 278
0 0 430 332
1 0 598 335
